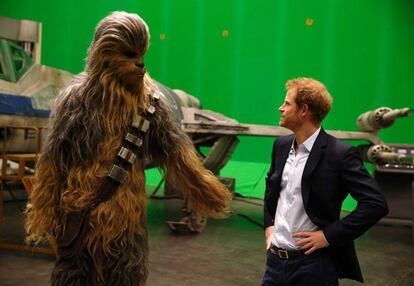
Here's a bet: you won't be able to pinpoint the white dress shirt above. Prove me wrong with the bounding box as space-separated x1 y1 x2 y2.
271 127 321 250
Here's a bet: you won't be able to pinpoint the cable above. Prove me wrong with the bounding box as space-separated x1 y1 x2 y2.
233 196 263 207
233 193 264 207
232 194 264 228
236 213 264 229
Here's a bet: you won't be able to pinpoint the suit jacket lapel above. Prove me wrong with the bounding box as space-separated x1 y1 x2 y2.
270 136 292 195
265 135 293 219
275 139 291 177
301 128 328 207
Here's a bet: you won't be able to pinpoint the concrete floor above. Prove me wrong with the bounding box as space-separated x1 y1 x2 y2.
0 190 413 286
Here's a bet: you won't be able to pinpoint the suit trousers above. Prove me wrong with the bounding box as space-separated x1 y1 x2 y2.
260 249 338 286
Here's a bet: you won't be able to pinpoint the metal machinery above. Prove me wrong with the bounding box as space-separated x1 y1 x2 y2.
0 16 413 236
0 16 72 153
356 107 414 240
0 16 72 253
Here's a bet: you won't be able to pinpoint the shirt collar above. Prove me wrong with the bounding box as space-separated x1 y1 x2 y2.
290 127 321 153
302 127 321 152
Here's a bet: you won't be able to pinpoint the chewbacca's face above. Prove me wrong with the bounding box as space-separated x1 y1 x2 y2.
87 12 150 95
105 48 146 94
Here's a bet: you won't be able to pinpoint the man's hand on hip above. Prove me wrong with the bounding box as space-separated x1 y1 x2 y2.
293 230 329 255
265 226 274 251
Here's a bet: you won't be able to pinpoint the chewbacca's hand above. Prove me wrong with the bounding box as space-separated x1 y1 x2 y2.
212 203 233 218
189 187 233 219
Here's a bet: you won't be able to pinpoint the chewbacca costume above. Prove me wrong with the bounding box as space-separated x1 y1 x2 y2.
25 11 231 286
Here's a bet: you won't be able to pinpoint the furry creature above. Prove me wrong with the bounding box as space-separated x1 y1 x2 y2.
25 11 231 286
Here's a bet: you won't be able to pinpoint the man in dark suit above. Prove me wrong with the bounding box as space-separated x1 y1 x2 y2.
261 77 388 286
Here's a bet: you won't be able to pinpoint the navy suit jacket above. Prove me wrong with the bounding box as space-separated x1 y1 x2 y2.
264 128 388 282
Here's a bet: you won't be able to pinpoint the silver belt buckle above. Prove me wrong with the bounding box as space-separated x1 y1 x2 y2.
277 249 289 259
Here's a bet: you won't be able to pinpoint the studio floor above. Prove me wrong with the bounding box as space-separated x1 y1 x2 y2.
0 188 413 286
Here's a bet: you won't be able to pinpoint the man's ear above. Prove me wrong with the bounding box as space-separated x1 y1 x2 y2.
301 104 317 122
301 104 309 116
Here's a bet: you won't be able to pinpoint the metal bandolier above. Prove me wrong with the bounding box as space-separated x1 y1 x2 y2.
56 92 159 255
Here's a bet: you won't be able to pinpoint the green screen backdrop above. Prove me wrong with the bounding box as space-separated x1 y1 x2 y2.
1 0 414 210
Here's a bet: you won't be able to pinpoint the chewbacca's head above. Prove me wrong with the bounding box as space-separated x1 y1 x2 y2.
86 11 150 94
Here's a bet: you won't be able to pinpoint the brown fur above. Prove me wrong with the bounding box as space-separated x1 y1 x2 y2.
25 11 231 286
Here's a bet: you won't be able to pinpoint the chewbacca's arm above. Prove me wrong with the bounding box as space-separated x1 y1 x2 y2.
25 157 60 244
150 99 231 218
